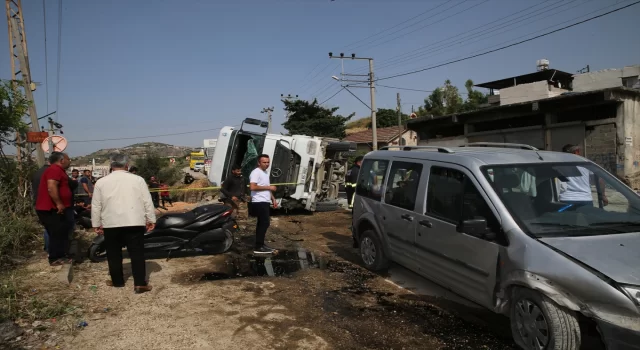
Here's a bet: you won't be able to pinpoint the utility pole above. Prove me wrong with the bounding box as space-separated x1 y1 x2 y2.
6 0 45 166
281 94 298 120
329 52 377 150
261 107 274 134
396 93 402 128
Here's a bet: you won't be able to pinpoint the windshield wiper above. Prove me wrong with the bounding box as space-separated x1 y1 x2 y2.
529 222 627 235
590 221 640 227
528 222 586 228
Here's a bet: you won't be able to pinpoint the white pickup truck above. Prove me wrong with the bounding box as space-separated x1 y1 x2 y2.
208 118 356 212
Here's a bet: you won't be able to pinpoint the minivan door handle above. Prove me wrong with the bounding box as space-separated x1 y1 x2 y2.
419 220 432 228
400 214 414 222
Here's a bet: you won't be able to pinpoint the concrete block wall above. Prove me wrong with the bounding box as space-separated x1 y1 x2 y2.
585 124 618 174
573 65 640 92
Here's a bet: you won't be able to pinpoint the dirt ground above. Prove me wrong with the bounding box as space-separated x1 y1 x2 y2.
4 202 518 350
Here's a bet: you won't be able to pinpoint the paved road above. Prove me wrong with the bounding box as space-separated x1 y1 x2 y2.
182 166 207 180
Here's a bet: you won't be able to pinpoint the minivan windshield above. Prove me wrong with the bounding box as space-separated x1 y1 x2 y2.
481 162 640 238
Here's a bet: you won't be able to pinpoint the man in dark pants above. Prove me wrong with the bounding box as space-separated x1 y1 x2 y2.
149 176 161 209
92 154 156 293
221 164 246 217
345 156 363 209
32 160 50 252
35 152 73 265
249 154 277 254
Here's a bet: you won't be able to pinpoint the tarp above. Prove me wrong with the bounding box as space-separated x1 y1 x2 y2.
241 138 258 180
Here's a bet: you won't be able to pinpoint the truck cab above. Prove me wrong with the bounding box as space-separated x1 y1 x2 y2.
208 118 355 211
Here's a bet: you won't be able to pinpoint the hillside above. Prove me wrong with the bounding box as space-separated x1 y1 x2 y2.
71 142 196 165
345 117 369 135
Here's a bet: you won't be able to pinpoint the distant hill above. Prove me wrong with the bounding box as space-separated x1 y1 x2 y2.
71 142 197 165
345 117 370 135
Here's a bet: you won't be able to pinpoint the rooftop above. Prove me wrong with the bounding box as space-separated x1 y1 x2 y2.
475 69 574 90
368 146 586 167
344 125 405 144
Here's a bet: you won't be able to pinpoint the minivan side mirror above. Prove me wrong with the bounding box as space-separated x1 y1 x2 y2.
457 218 489 238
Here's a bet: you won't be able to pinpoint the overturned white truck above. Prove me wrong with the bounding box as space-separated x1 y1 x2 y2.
208 118 356 212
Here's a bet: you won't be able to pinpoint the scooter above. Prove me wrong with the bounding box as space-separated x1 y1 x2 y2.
88 204 237 262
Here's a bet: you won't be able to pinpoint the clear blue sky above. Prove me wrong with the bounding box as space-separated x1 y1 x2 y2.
2 0 639 156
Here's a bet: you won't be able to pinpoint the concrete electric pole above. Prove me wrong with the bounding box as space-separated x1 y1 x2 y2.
396 92 402 128
329 52 377 150
6 0 45 166
261 107 274 134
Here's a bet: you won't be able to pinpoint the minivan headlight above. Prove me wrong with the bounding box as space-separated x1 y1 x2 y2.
622 285 640 306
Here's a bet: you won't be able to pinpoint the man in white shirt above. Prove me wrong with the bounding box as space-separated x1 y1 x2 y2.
560 144 608 208
92 154 156 293
249 154 277 254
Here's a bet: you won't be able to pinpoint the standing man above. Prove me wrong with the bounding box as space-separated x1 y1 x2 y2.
561 144 608 207
149 176 161 208
221 164 246 217
159 181 173 207
32 160 50 252
249 155 277 254
128 166 138 175
79 170 94 206
92 154 155 293
35 152 73 266
345 156 363 209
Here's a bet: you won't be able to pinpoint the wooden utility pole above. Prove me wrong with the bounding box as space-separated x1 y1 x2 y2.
6 0 45 166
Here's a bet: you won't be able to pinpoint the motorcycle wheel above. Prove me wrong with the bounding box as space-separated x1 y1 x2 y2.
88 243 108 263
202 229 234 255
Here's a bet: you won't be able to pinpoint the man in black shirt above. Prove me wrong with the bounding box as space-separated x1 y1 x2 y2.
345 156 363 209
221 165 246 217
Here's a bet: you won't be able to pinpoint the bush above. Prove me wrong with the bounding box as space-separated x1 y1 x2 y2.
134 152 182 185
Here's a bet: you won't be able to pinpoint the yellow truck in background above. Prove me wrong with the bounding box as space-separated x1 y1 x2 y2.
189 151 205 170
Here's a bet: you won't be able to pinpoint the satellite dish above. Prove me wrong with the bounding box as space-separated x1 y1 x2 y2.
41 135 68 153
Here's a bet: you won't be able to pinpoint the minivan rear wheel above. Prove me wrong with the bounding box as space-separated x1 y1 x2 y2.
510 288 581 350
359 230 388 271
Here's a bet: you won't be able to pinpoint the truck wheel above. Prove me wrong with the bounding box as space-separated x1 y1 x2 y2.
359 230 388 271
510 288 581 350
315 200 339 212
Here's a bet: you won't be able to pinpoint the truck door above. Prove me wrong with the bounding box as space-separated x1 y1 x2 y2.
270 140 293 198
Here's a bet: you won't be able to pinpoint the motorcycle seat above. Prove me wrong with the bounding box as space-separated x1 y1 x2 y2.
155 212 197 229
192 204 229 219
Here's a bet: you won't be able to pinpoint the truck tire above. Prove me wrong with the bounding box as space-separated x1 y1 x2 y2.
510 287 581 350
314 200 339 212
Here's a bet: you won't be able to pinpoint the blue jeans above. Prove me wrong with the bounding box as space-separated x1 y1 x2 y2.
43 229 49 252
562 200 593 208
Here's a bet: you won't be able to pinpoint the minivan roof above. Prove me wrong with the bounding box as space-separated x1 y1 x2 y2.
365 146 588 168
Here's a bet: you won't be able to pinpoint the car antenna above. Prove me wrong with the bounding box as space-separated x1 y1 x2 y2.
535 150 544 161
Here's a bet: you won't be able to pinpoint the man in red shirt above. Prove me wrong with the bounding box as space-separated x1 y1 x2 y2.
35 152 73 266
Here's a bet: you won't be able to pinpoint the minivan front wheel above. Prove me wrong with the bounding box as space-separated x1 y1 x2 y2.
359 230 388 271
510 288 581 350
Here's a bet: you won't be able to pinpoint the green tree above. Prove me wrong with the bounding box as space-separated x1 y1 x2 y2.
461 79 488 112
282 99 353 138
367 108 409 128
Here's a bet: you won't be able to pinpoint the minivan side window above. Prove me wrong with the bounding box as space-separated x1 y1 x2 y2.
427 166 501 237
356 159 389 201
384 161 423 211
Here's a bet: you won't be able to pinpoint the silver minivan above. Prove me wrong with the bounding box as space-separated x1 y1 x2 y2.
351 143 640 350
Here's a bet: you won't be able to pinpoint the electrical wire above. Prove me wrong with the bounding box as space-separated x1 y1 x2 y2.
376 1 640 82
319 88 344 105
68 126 227 143
42 0 49 114
377 84 433 93
372 0 582 73
55 0 63 120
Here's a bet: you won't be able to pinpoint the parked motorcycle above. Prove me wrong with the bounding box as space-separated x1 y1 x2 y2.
88 204 237 262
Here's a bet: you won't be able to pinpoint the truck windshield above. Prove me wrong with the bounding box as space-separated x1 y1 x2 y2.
481 163 640 238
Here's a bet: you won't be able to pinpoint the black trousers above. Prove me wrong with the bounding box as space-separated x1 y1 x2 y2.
249 202 270 249
161 196 172 206
345 186 356 207
151 193 160 208
103 226 147 287
37 209 72 263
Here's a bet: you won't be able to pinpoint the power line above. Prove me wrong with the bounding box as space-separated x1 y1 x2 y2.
377 84 433 93
347 0 459 51
376 1 640 81
319 88 344 105
353 0 490 53
370 0 568 73
42 0 49 114
55 0 63 120
68 126 227 143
